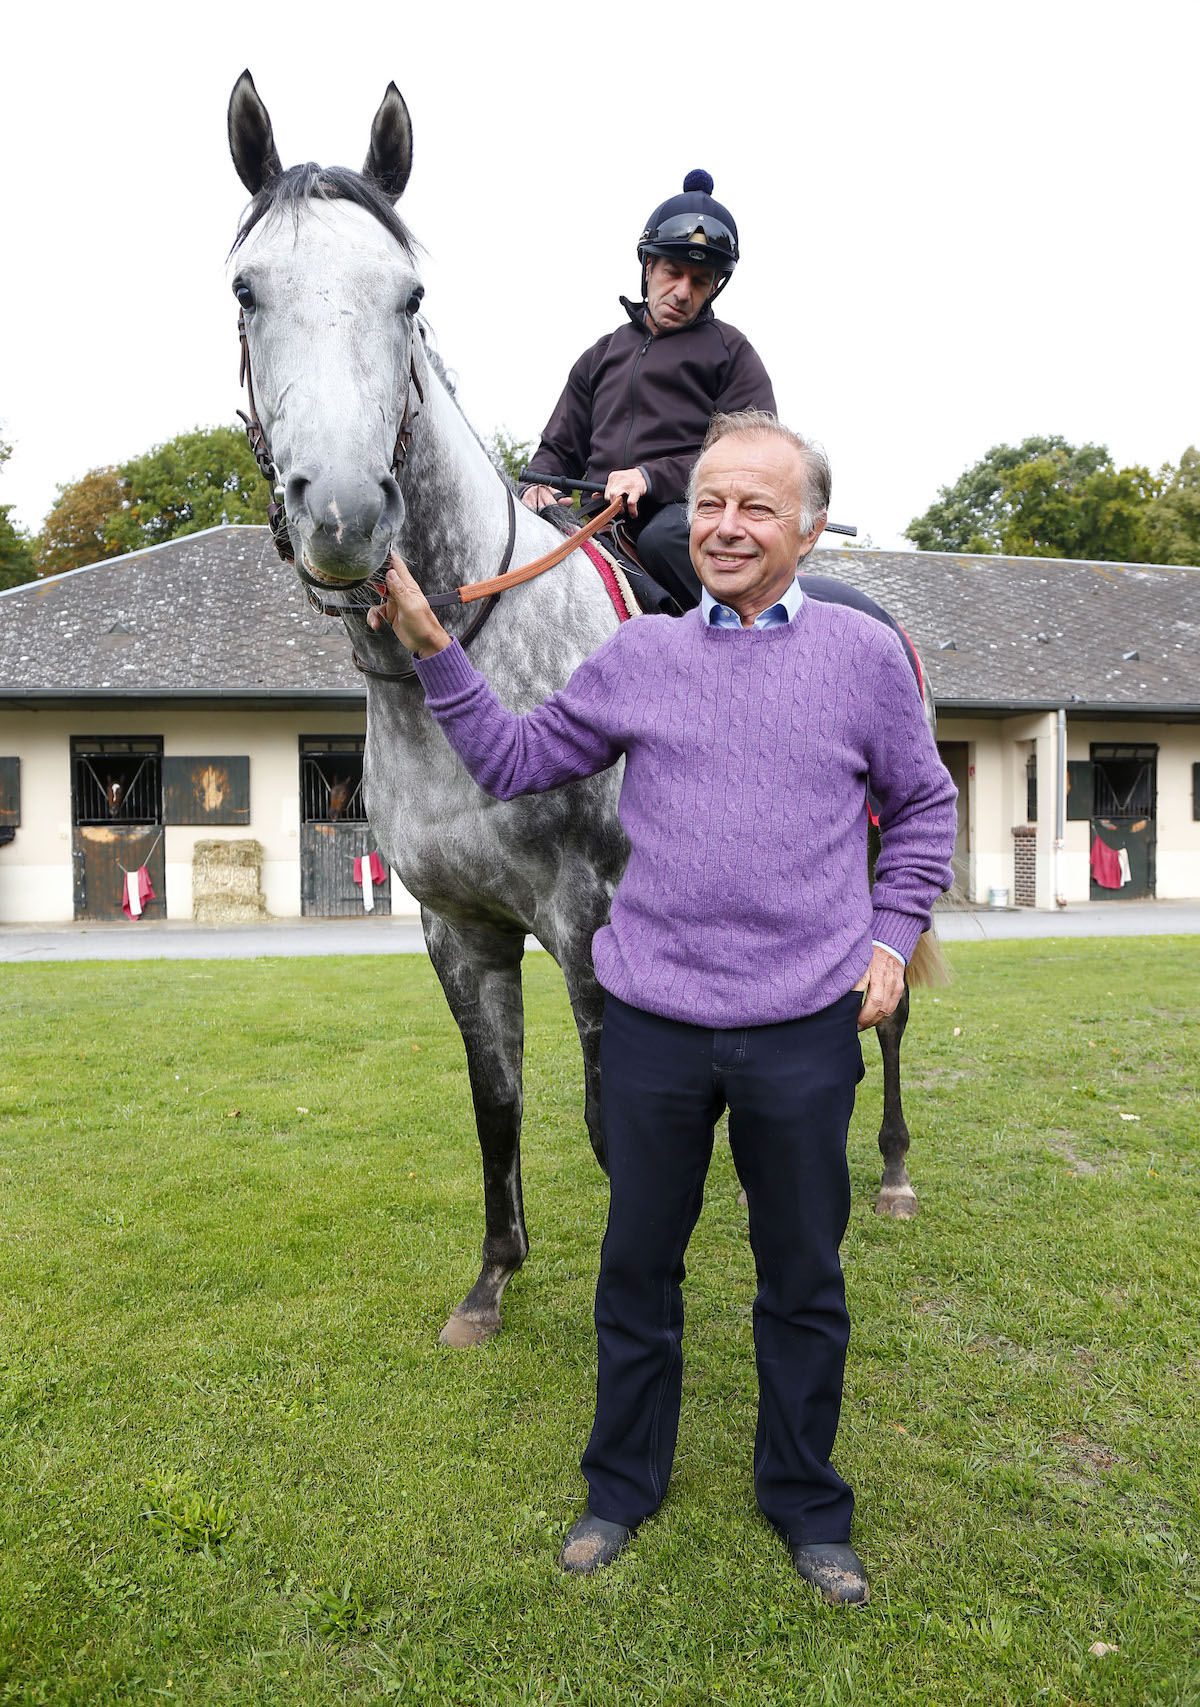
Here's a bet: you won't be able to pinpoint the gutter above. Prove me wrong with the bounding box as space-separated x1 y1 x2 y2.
1054 706 1067 909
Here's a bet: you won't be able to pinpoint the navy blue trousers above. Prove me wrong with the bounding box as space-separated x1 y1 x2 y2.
582 991 864 1545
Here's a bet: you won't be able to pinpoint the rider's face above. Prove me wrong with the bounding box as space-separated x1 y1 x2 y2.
645 257 717 333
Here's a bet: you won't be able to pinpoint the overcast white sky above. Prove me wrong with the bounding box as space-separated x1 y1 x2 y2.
2 0 1196 549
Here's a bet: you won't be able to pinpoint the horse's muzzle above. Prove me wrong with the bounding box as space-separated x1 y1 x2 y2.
286 468 404 578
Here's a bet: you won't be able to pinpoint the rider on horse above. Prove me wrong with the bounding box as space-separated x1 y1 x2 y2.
520 171 775 612
520 173 923 688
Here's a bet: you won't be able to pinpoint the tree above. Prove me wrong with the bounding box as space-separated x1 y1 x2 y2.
1143 446 1200 566
905 436 1104 553
999 450 1161 562
0 436 36 590
104 425 270 554
905 437 1164 562
485 428 535 486
34 465 127 578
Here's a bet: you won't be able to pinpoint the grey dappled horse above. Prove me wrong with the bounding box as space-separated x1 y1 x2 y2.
226 73 935 1346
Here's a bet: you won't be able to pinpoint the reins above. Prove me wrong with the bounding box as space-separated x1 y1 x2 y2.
427 495 625 608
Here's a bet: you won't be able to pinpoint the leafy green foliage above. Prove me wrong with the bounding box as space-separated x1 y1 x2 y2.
142 1478 240 1557
485 428 535 485
905 436 1176 563
1143 444 1200 565
298 1579 372 1644
904 435 1081 554
34 465 127 578
31 425 271 577
1000 448 1162 561
0 435 36 591
104 424 270 554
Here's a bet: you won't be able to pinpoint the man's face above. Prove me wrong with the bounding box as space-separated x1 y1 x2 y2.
645 256 717 333
690 435 826 622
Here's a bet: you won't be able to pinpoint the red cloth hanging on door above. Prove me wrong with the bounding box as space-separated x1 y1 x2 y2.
353 852 386 886
121 866 155 918
1089 834 1122 890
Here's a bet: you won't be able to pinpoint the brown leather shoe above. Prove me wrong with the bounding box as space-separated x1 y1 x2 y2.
558 1511 634 1575
791 1542 870 1606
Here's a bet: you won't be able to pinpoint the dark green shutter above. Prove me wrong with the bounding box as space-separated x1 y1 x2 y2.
0 757 19 828
1066 760 1093 822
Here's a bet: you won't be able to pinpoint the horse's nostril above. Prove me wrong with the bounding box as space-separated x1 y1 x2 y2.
285 470 315 513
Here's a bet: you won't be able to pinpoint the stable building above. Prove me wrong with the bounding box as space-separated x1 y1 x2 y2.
0 527 415 923
829 546 1200 908
0 525 1197 922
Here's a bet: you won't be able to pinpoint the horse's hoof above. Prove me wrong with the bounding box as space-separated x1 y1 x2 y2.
875 1186 919 1219
438 1311 499 1349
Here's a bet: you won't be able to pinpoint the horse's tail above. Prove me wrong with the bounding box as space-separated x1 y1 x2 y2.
907 928 951 988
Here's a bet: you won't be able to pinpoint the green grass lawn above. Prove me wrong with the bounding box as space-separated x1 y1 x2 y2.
1 937 1198 1706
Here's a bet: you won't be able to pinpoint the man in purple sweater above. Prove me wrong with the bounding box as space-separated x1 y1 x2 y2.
369 412 957 1605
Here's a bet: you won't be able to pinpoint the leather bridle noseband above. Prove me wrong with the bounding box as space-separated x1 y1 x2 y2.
236 308 624 682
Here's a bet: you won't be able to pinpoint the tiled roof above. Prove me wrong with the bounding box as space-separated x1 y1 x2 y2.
807 547 1200 712
0 526 359 700
1 526 1197 711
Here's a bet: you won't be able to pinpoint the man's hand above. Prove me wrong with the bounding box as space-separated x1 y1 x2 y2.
365 552 452 658
853 945 906 1031
520 484 573 512
604 467 648 516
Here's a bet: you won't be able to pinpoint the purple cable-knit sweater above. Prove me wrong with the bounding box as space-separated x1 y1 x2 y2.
414 603 958 1027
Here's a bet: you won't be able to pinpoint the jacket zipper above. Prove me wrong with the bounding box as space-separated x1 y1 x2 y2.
621 331 654 472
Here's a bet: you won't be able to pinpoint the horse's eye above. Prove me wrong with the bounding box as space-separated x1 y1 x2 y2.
234 281 255 311
405 286 425 316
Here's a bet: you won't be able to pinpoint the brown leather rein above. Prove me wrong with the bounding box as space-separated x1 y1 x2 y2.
236 312 626 681
431 495 625 607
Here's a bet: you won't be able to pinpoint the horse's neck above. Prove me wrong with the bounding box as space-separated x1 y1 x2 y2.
396 365 548 598
376 351 620 708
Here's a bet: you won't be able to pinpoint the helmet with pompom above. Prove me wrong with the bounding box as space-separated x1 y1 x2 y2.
637 170 739 296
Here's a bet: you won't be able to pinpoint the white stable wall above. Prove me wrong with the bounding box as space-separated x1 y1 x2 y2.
0 705 422 923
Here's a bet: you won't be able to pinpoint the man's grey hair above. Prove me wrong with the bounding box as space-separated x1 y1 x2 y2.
685 410 832 544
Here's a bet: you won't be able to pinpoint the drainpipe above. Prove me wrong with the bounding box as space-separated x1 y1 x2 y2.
1054 706 1067 908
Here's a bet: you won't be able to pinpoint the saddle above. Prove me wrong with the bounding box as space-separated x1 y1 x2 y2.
543 509 682 620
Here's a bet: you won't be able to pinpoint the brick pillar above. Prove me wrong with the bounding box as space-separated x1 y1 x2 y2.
1012 824 1037 907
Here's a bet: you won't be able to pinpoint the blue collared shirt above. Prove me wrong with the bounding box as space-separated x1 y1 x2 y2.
701 575 805 630
700 574 906 970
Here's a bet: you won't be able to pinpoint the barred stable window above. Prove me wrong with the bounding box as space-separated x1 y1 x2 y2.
299 737 368 824
71 737 163 826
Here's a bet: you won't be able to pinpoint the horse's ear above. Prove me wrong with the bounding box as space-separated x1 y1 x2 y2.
228 69 284 195
363 83 412 202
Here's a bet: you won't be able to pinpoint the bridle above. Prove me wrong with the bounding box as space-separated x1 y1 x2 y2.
236 307 425 579
236 308 625 682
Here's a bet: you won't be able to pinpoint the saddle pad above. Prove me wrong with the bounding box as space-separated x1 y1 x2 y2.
579 536 641 623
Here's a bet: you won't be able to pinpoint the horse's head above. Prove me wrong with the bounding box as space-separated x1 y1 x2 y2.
104 776 125 817
227 71 423 582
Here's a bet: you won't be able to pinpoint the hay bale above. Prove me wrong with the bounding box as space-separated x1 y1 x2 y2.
192 838 268 924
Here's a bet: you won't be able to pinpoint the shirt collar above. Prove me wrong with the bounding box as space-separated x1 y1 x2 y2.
701 575 805 629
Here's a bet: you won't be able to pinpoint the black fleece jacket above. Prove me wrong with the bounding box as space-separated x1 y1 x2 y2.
527 296 775 527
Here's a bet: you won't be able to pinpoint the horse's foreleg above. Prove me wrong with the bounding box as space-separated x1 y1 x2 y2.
423 909 528 1346
874 982 919 1218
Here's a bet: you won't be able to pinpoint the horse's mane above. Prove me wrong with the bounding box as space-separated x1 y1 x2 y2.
230 162 419 259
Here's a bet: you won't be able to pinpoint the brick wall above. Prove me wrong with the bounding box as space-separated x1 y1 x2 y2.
1012 824 1037 907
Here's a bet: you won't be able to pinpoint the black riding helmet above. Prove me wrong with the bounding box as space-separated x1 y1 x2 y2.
637 170 739 300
